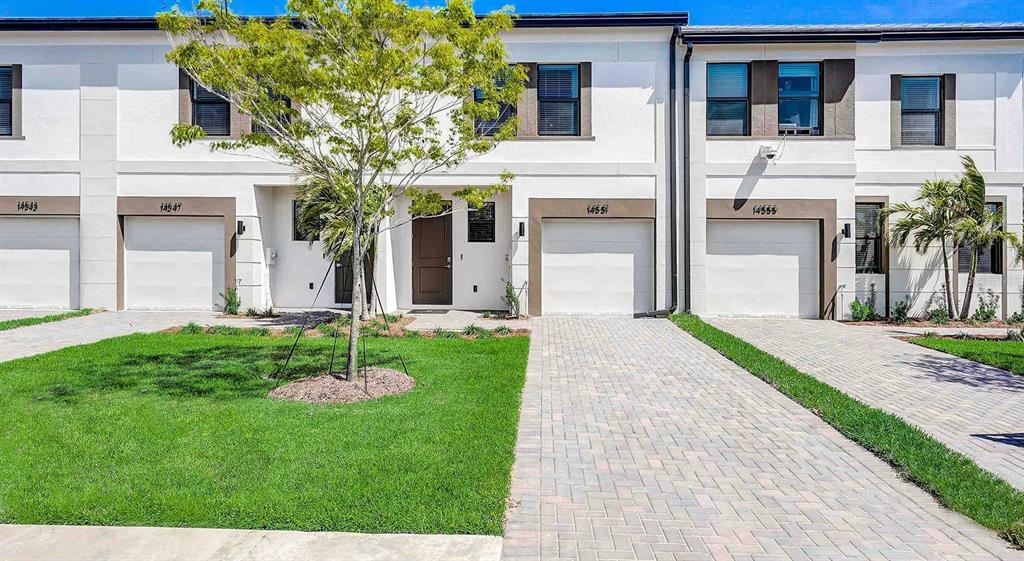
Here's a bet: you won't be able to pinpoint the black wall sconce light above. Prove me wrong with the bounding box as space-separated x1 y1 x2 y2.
842 223 851 239
518 221 525 237
237 220 246 236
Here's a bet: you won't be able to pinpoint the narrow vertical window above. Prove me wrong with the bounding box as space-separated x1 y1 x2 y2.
778 62 821 135
856 203 884 274
191 79 230 136
468 202 496 243
959 202 1003 274
0 66 12 136
293 200 316 242
537 64 580 136
706 63 749 136
900 76 942 146
252 90 291 136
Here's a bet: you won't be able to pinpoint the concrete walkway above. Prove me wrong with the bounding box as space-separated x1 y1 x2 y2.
502 317 1016 561
403 309 531 332
0 525 501 561
711 318 1024 493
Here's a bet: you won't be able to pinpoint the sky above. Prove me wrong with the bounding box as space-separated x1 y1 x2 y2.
0 0 1019 26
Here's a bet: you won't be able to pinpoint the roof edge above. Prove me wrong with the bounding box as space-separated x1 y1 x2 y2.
0 13 688 32
681 23 1024 44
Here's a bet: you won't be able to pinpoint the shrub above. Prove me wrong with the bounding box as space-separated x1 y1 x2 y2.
925 288 951 324
1009 309 1024 325
972 289 999 323
244 327 271 337
432 328 459 339
219 287 242 315
891 297 910 325
494 326 512 336
180 322 204 335
208 325 244 336
503 281 521 318
850 284 880 322
403 329 422 339
928 307 951 325
462 324 492 339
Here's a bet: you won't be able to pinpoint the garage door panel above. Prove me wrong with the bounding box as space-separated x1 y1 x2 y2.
0 217 79 309
706 220 819 318
125 217 224 311
542 219 654 315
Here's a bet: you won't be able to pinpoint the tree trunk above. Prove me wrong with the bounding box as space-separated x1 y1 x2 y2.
960 248 978 320
347 222 363 382
358 277 369 321
940 237 958 319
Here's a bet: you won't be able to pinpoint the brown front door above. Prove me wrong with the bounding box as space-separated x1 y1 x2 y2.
412 210 452 305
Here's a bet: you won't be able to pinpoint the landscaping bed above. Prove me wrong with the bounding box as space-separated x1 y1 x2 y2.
0 329 529 535
845 318 1021 329
913 336 1024 378
671 313 1024 548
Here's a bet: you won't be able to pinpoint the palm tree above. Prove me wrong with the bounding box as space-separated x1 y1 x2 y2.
884 179 962 319
953 156 1023 319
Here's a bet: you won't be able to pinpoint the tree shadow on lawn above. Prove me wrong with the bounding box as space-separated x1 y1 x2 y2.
40 341 408 402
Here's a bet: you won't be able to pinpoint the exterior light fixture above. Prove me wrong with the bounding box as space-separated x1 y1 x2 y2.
518 221 525 237
842 223 851 239
237 220 246 236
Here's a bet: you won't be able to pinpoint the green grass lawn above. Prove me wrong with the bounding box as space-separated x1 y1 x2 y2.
0 330 529 535
0 309 94 331
914 337 1024 377
671 314 1024 548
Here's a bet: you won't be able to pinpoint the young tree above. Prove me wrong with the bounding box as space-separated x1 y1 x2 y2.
954 156 1022 319
159 0 525 380
884 179 962 319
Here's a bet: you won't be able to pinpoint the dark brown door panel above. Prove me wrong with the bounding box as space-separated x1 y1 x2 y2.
412 209 452 305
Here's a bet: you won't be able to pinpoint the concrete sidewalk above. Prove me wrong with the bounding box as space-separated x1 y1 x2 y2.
0 525 502 561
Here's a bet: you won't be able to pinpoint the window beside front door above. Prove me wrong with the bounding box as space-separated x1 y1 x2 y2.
292 200 318 242
959 202 1003 274
778 62 821 136
855 203 884 274
900 76 942 146
537 64 581 136
0 66 12 136
706 63 749 136
468 202 496 243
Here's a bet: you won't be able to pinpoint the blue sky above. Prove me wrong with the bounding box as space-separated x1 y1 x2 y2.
0 0 1018 25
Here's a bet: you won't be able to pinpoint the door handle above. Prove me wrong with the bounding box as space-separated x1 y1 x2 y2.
446 256 452 269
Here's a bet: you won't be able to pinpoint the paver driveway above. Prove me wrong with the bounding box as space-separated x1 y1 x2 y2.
710 318 1024 493
502 317 1018 561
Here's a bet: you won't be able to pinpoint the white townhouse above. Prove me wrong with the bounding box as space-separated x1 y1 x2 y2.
1 15 1023 320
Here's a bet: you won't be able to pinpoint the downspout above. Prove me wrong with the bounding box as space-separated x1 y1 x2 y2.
682 40 693 313
637 24 682 318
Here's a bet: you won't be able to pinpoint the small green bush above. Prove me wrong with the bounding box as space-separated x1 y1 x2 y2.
208 325 245 336
403 330 422 339
219 287 241 315
1009 310 1024 325
928 307 951 325
462 324 492 339
433 328 459 339
850 283 880 322
891 297 910 325
494 326 512 336
244 327 271 337
180 322 205 335
972 289 1000 323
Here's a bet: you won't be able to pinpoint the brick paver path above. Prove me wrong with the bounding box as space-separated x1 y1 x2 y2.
710 318 1024 493
502 317 1018 561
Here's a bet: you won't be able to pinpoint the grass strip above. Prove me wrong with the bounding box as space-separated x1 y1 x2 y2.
913 337 1024 378
0 309 94 332
670 313 1024 547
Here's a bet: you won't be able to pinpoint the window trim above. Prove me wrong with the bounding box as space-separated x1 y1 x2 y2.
855 202 885 274
537 63 582 137
899 75 944 147
706 62 751 137
777 61 823 136
467 201 496 243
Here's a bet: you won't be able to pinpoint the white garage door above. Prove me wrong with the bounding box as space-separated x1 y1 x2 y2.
542 219 654 315
124 216 225 311
706 220 819 318
0 217 80 309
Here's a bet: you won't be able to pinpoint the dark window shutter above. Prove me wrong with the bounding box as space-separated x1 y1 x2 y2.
890 74 901 147
823 59 855 137
943 73 956 147
750 60 778 136
0 67 12 136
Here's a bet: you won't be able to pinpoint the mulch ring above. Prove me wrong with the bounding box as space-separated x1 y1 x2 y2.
269 367 415 405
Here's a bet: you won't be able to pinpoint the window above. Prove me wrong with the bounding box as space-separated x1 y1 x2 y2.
778 63 821 136
706 63 749 136
856 203 884 274
474 75 515 136
468 202 496 243
252 91 291 135
959 202 1003 274
0 66 12 136
537 64 580 136
292 200 316 242
901 76 942 146
191 79 230 136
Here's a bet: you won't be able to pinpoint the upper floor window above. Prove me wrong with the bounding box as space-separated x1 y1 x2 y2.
706 63 749 136
191 79 230 136
468 202 496 243
856 203 884 274
474 74 515 137
900 76 942 146
0 66 13 136
959 202 1003 274
778 63 821 136
538 64 580 136
252 91 292 136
